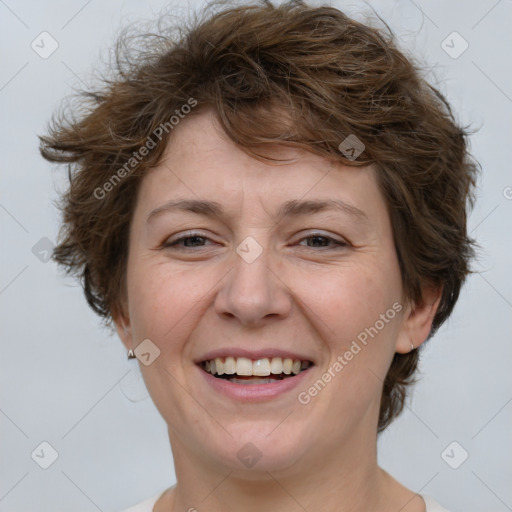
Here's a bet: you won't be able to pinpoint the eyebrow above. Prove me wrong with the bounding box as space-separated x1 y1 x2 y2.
146 198 368 224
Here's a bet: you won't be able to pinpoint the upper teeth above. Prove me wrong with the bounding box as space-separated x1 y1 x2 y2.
203 357 311 376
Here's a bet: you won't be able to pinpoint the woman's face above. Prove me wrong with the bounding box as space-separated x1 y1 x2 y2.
115 109 430 473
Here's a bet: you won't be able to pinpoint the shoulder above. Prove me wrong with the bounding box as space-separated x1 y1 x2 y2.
421 494 452 512
116 492 162 512
117 491 451 512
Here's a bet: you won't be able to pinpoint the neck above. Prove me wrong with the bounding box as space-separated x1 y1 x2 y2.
162 422 404 512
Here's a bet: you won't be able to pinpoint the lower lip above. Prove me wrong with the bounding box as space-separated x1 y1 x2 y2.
196 365 314 402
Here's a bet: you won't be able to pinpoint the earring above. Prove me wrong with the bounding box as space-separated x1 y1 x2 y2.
127 349 136 359
410 342 415 351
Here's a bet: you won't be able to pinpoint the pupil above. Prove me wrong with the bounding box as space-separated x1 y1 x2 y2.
185 236 204 247
309 236 327 247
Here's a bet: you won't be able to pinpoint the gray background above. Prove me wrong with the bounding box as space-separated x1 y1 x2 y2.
1 0 511 511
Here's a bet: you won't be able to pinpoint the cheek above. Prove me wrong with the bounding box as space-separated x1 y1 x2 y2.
311 258 404 403
126 261 198 350
125 261 209 418
313 262 401 344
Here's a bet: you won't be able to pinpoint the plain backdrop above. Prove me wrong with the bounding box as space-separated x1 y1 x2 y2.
1 1 511 511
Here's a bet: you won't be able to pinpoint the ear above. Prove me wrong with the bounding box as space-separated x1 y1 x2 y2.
395 284 443 354
112 304 134 353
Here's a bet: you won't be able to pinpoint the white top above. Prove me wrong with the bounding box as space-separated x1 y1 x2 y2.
119 492 451 511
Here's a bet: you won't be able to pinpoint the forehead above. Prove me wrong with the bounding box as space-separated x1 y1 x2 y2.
135 109 387 224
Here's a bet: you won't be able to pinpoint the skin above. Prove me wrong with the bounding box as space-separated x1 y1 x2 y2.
114 108 441 512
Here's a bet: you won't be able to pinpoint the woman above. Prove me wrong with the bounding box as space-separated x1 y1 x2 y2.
39 1 479 510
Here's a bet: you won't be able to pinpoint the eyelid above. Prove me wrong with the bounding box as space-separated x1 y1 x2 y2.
163 229 349 249
294 230 347 244
163 230 213 245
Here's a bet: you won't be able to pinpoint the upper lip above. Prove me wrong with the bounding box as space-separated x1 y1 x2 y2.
194 348 315 365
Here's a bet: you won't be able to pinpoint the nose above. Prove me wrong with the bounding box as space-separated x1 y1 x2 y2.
214 240 292 327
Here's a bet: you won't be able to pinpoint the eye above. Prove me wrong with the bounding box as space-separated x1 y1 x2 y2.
162 231 348 251
162 231 215 249
296 232 348 249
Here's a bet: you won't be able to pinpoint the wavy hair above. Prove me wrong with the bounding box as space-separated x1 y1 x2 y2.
39 0 479 431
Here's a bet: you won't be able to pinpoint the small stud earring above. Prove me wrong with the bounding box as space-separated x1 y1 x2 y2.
127 349 136 359
410 342 415 351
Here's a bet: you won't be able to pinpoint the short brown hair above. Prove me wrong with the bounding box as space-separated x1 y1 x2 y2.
39 0 479 431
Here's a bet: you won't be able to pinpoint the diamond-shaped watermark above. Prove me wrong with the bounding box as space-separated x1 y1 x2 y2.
237 442 262 468
31 31 59 59
441 32 468 59
338 134 365 161
134 338 160 366
236 236 263 264
31 441 59 469
32 237 54 263
441 441 469 469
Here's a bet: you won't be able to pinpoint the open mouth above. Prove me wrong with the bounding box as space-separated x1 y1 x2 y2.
199 356 313 385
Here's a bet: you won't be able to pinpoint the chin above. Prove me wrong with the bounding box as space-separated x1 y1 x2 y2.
207 426 308 475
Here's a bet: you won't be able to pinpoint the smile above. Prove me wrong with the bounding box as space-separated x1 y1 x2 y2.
199 356 313 385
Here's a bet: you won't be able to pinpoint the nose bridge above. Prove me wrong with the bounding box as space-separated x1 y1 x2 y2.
214 230 291 325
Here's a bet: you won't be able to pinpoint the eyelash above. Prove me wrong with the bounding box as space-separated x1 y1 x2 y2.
163 231 348 250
